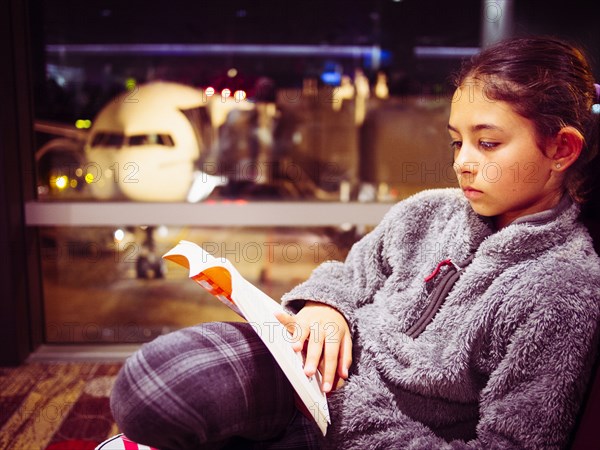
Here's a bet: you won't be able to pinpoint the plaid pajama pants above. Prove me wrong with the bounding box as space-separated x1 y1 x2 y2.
110 322 324 450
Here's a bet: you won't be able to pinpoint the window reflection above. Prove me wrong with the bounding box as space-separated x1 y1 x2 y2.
42 225 358 344
35 89 457 202
90 132 125 148
90 132 176 148
32 2 463 204
128 134 175 147
31 1 470 345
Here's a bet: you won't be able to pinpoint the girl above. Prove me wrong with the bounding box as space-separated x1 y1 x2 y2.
107 36 600 449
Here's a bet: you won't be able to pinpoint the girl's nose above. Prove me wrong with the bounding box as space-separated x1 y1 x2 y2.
453 147 480 186
453 146 479 176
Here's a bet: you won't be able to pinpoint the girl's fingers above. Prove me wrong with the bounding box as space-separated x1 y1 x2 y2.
274 311 309 352
303 324 324 377
338 331 353 379
276 307 353 392
321 337 341 393
274 310 294 329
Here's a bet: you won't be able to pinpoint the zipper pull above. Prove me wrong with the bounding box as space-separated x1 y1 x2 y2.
424 259 455 282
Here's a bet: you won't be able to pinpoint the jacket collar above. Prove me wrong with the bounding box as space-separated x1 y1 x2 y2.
463 193 581 260
510 193 573 227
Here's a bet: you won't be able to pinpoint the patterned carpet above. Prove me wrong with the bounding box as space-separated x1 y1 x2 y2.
0 362 122 450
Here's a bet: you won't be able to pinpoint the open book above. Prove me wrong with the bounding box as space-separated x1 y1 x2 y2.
163 240 330 435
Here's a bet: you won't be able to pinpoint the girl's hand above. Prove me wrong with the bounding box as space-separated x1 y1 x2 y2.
275 301 352 393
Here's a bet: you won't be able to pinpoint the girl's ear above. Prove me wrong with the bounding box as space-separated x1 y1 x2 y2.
550 126 584 171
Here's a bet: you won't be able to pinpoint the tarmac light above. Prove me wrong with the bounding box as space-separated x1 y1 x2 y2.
52 175 68 190
114 229 125 242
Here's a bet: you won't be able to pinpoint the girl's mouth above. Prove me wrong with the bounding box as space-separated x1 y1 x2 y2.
462 186 483 199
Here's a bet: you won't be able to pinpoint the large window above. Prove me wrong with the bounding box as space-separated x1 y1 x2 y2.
28 0 482 344
41 225 357 343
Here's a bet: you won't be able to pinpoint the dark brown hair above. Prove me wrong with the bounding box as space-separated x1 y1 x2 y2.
454 36 599 202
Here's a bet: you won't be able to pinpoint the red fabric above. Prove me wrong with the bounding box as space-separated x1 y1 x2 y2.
123 434 158 450
424 259 453 282
122 435 141 450
45 440 98 450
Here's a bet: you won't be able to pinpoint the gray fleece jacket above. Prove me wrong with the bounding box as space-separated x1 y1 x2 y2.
282 188 600 449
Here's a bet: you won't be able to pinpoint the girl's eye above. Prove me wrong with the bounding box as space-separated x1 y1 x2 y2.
479 140 499 150
450 140 462 151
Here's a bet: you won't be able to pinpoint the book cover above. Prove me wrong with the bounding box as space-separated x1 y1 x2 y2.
163 240 330 435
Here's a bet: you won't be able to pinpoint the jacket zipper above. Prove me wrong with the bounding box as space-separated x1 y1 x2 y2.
406 254 474 339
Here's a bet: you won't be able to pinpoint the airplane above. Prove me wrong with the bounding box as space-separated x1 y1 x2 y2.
35 80 257 278
36 76 369 203
34 77 367 278
35 78 344 278
84 80 254 202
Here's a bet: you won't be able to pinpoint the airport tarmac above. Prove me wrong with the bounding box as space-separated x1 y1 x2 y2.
41 225 356 343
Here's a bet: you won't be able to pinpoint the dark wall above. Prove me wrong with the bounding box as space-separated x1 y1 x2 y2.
0 0 43 365
514 0 600 78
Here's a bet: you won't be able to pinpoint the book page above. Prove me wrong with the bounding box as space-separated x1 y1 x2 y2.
163 240 330 435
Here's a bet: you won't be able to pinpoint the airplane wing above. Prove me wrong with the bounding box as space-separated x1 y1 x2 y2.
34 119 89 141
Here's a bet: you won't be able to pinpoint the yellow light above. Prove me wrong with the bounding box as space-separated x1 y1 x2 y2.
85 173 95 184
70 179 78 188
75 168 83 177
234 90 246 102
55 175 68 190
125 78 137 90
75 119 92 129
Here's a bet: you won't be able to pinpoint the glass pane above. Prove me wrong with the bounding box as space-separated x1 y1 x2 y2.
42 225 358 343
31 2 472 204
30 1 480 344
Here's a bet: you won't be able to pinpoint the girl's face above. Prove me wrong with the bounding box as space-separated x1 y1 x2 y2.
448 80 563 228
